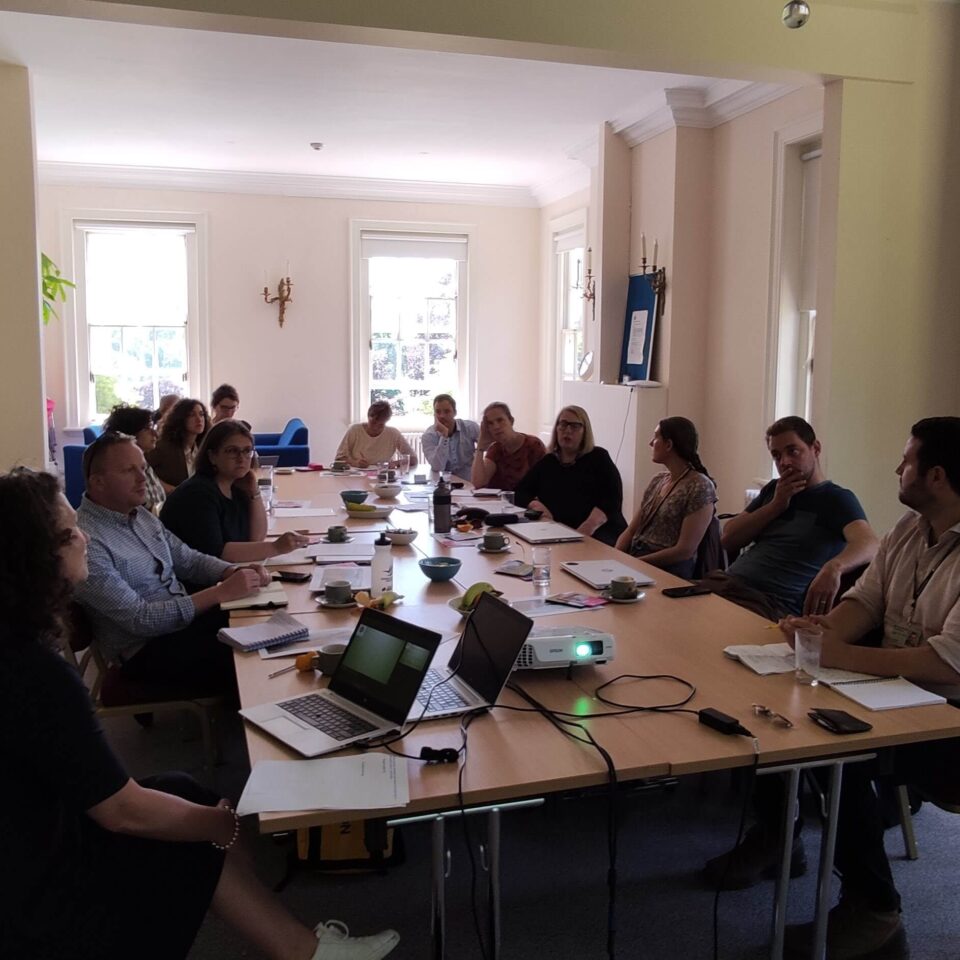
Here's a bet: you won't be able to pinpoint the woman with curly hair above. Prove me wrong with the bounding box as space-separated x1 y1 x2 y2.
0 469 399 960
146 396 209 492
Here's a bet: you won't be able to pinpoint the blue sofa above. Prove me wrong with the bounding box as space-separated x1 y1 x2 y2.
63 444 87 507
253 418 310 467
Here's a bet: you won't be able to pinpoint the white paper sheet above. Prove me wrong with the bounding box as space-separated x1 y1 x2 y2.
307 542 375 561
236 753 409 815
510 597 603 618
723 642 876 682
263 548 313 566
626 309 649 366
274 507 336 518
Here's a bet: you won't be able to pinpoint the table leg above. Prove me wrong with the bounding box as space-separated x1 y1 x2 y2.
431 815 448 960
811 762 843 960
486 807 502 959
771 766 801 960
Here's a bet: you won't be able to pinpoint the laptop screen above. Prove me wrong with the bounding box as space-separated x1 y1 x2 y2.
453 592 533 703
330 608 441 725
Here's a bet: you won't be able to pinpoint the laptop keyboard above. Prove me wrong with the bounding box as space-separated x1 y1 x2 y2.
280 694 377 740
416 669 470 711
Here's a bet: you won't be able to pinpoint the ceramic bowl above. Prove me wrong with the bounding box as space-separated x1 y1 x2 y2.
418 557 462 582
385 529 418 546
372 482 402 498
340 489 369 505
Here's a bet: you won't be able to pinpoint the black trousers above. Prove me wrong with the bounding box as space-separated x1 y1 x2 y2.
755 736 960 912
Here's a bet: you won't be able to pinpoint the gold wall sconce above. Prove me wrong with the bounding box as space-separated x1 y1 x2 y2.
263 276 293 328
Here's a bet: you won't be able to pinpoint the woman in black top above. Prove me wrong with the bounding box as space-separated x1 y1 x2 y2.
161 421 306 562
515 405 627 545
0 470 398 960
146 396 210 492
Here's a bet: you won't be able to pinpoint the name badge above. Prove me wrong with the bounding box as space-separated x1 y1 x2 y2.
887 622 923 649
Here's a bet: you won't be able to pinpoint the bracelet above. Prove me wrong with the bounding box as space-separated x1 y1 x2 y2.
211 804 241 851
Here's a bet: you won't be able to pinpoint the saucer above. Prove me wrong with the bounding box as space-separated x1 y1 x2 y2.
316 597 358 610
600 589 645 604
321 536 355 544
477 544 510 554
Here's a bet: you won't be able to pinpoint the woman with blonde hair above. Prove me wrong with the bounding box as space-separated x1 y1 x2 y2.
616 416 717 578
514 405 626 545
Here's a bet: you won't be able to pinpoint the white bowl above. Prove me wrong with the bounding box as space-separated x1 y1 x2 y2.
372 482 402 498
385 529 418 546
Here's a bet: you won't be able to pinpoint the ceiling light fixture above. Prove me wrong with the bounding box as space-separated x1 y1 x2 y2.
782 1 811 28
309 142 323 151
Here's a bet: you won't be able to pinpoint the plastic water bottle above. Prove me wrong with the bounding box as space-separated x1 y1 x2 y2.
371 532 393 598
433 478 452 534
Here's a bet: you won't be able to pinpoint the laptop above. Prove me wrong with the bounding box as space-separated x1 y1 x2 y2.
240 607 441 757
511 521 584 544
410 592 534 721
560 559 656 590
257 455 281 468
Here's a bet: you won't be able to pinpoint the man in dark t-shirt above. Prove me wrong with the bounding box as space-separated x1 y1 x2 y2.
700 417 878 619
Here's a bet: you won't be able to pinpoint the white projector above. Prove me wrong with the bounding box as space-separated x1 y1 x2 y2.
514 625 615 670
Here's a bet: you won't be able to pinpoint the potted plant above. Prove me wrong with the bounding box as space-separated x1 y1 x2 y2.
41 252 75 324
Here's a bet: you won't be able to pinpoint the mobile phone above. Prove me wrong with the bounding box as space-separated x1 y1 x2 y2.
808 708 873 735
274 570 311 583
662 585 712 598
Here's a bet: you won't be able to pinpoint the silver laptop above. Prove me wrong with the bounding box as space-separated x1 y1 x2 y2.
560 559 656 590
511 521 584 544
240 608 441 757
410 592 534 721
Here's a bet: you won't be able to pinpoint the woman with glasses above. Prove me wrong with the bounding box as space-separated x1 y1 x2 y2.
616 417 717 578
147 397 210 493
102 404 165 514
514 406 626 545
0 469 399 960
160 421 306 562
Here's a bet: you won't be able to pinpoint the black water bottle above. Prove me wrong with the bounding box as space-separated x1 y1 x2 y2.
433 478 452 534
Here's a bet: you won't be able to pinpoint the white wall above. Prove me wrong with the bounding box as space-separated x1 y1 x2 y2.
38 184 540 463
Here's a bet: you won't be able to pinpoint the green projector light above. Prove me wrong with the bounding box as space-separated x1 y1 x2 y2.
575 642 593 658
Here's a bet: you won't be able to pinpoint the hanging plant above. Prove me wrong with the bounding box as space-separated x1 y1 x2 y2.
41 253 75 324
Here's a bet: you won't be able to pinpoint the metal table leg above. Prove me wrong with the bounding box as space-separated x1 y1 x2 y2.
771 767 801 959
431 816 448 960
811 762 843 960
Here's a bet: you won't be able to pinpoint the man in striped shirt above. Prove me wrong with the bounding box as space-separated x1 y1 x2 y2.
75 433 268 695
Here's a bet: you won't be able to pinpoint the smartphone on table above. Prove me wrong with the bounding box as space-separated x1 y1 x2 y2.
662 585 712 598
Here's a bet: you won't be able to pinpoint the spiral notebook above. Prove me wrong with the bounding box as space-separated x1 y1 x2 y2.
218 612 309 652
825 676 947 711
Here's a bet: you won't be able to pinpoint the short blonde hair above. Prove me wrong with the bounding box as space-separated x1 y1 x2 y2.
549 405 595 457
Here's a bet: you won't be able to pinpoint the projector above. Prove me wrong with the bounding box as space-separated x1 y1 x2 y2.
514 625 615 670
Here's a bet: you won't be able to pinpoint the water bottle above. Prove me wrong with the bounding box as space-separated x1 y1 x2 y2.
371 532 393 598
433 478 452 534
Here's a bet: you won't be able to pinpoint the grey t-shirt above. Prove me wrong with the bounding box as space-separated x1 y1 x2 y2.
727 479 866 615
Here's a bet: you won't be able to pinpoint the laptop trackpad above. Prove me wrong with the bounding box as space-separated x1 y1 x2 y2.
263 715 311 737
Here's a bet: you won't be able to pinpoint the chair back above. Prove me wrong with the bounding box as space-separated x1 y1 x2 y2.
82 424 104 445
693 514 725 578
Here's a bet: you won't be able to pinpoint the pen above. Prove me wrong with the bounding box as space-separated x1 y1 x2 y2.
268 664 297 678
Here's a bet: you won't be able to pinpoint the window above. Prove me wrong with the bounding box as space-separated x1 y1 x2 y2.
556 231 586 381
69 219 205 424
353 225 469 427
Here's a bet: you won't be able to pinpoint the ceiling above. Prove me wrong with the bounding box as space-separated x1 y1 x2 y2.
0 10 779 205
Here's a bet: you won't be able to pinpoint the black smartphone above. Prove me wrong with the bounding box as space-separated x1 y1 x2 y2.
808 708 873 734
662 585 712 598
274 570 311 583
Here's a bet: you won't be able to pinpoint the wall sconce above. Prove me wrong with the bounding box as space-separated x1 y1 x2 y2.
263 276 293 328
582 246 596 319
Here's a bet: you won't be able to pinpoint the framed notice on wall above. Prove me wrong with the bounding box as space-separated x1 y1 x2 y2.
618 273 660 383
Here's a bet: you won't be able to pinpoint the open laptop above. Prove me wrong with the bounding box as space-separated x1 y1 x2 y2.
240 607 441 757
560 559 656 590
410 592 534 721
511 521 584 545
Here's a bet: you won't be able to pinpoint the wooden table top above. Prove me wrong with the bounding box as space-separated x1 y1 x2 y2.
233 470 960 831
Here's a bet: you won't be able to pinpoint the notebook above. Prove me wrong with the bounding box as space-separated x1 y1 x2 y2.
409 592 533 721
217 611 309 652
825 676 947 711
240 607 442 757
220 580 289 610
560 559 655 590
511 522 584 544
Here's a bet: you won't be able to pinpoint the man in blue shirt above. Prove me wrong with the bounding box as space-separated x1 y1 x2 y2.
75 433 268 695
420 393 480 479
700 416 879 619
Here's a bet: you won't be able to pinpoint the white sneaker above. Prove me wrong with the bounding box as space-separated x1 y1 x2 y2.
311 920 400 960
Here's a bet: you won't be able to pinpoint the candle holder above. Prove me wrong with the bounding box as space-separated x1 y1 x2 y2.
263 276 293 328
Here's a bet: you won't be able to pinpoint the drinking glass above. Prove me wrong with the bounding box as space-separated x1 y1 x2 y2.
531 546 552 588
794 626 823 685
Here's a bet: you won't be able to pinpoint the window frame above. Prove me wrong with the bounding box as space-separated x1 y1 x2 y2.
349 219 475 431
61 210 209 428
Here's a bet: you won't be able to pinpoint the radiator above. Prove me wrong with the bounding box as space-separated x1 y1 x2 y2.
401 431 425 464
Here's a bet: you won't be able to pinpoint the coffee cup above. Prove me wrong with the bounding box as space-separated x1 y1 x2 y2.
324 580 353 605
483 531 509 551
317 642 347 675
331 460 348 472
378 467 397 483
327 525 348 543
610 575 638 600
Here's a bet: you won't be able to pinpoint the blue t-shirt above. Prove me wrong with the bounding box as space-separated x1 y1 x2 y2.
727 479 866 615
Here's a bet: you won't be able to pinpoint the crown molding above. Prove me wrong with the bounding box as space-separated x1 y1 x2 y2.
36 161 539 208
531 166 591 207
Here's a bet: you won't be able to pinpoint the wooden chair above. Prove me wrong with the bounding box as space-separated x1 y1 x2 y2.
61 604 224 772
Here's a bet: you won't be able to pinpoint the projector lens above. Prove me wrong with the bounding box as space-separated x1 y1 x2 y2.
575 642 592 658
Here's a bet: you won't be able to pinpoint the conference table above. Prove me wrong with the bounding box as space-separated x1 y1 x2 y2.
230 468 960 959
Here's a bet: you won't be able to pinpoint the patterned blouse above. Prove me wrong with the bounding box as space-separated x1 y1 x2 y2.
630 469 717 554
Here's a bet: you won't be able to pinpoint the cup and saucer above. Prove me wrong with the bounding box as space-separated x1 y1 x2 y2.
316 596 358 610
479 535 511 554
321 535 354 544
602 576 645 604
317 580 357 609
477 543 510 554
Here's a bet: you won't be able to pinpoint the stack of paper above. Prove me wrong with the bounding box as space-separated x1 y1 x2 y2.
307 542 375 563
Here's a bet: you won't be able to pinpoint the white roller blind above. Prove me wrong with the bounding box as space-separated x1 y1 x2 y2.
799 152 821 312
360 231 468 261
553 225 585 255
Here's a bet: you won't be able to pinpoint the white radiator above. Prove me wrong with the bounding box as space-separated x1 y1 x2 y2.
401 431 425 464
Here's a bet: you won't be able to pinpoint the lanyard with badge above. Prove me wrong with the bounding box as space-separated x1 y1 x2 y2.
889 535 960 648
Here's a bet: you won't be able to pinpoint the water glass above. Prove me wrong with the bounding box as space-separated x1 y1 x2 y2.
794 626 823 685
531 546 552 588
500 491 516 508
398 453 411 475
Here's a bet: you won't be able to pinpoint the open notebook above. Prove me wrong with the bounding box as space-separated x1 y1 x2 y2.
825 676 947 711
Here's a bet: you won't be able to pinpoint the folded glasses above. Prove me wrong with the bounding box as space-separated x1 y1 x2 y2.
752 704 794 728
